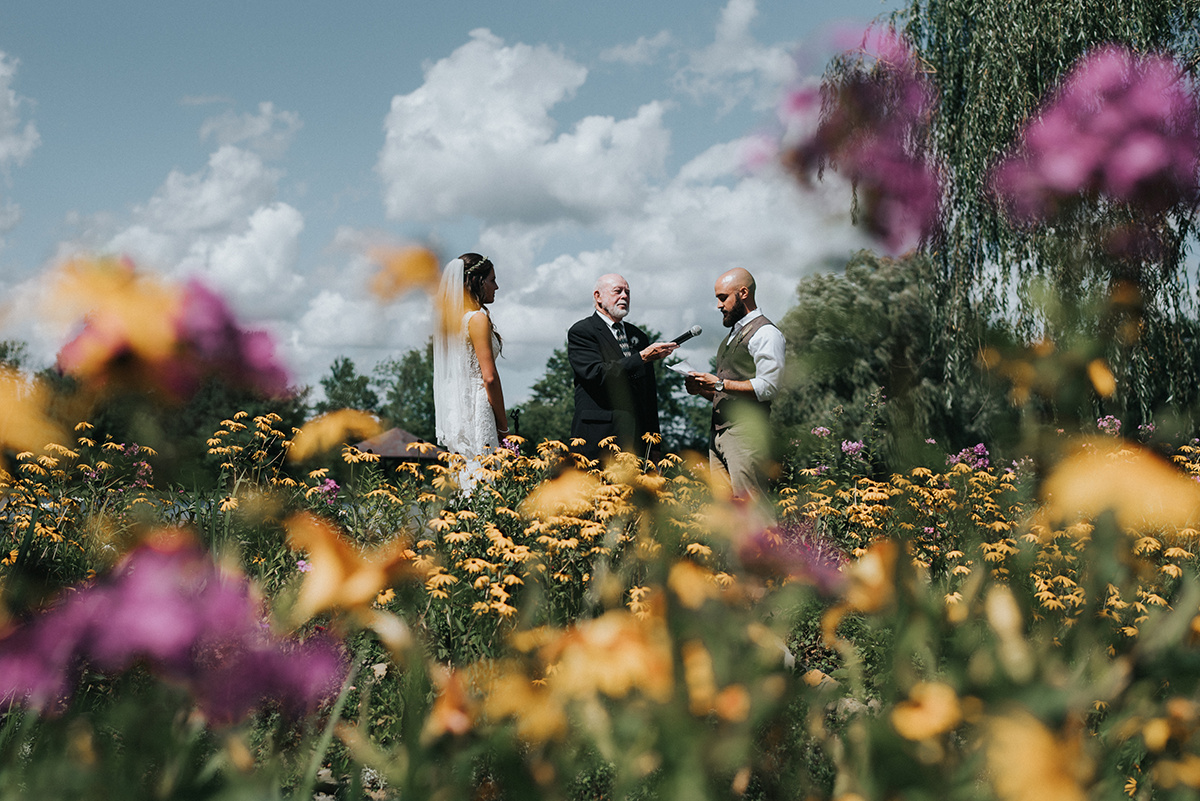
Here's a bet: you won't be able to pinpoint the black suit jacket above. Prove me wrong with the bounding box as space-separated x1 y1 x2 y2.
568 312 661 461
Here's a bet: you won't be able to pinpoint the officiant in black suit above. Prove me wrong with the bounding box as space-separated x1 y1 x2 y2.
568 274 678 462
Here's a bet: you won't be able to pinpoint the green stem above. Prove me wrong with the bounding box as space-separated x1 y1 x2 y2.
296 643 364 799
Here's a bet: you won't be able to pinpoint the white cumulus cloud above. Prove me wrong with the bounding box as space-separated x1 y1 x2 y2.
55 141 306 322
674 0 798 112
377 28 670 227
497 141 865 375
0 51 38 239
200 101 303 160
0 52 38 170
600 31 673 65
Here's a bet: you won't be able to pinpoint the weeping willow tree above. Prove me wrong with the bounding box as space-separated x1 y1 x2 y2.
829 1 1200 429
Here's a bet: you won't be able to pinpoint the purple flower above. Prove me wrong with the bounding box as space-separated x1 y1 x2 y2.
190 634 345 724
177 279 291 398
946 443 990 470
0 536 345 721
55 261 291 403
841 439 866 458
313 478 340 505
1097 415 1122 436
782 28 942 254
738 517 845 594
991 46 1200 220
296 559 311 573
811 426 832 438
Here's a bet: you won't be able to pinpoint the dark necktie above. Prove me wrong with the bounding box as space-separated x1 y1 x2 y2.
613 323 631 356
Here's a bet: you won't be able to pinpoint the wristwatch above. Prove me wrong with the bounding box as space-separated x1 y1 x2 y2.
714 378 725 393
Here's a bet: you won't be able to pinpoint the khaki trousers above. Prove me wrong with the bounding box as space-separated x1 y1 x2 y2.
710 422 769 500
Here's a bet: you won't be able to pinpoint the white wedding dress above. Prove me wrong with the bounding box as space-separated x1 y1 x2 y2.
451 309 500 458
433 258 502 490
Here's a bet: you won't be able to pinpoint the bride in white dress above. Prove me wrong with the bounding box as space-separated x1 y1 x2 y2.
433 253 510 463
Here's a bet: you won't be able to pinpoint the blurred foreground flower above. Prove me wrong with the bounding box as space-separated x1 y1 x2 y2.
782 28 941 254
288 409 383 462
369 245 440 301
822 539 898 645
487 610 675 743
519 467 603 519
54 258 289 401
0 367 67 453
283 512 417 628
985 709 1090 801
737 517 844 593
1041 437 1200 530
991 45 1200 220
0 531 344 723
891 681 962 740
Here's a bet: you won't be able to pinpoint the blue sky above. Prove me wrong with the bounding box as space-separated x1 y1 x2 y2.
0 0 899 402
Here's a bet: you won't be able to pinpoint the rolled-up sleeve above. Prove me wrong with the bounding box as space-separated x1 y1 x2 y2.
747 325 785 401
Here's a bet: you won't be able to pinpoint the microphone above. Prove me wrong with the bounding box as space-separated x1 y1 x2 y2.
672 325 702 345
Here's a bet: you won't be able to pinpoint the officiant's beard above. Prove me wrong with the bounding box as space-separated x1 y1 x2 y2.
600 300 629 321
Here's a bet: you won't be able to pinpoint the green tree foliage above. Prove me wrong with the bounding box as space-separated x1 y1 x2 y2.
833 0 1200 426
517 345 574 448
0 339 29 369
373 341 435 441
314 356 378 416
169 377 310 484
777 251 1018 463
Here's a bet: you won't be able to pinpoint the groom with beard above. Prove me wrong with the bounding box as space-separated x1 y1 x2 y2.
685 267 785 500
568 274 678 462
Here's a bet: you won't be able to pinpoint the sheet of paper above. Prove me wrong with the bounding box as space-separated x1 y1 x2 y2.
668 359 698 374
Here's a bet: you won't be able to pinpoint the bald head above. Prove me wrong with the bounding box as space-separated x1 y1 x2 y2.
714 267 758 328
715 267 756 300
594 273 631 321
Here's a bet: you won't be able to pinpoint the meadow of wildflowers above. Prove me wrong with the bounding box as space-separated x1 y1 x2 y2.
6 32 1200 801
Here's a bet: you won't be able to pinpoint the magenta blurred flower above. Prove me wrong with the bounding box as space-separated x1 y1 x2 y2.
782 28 941 254
738 517 845 594
991 46 1200 220
55 259 290 402
177 279 290 398
0 535 345 722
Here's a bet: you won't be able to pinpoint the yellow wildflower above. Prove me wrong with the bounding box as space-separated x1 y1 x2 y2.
891 682 962 740
1041 438 1200 530
283 512 415 623
288 410 382 462
985 710 1090 801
